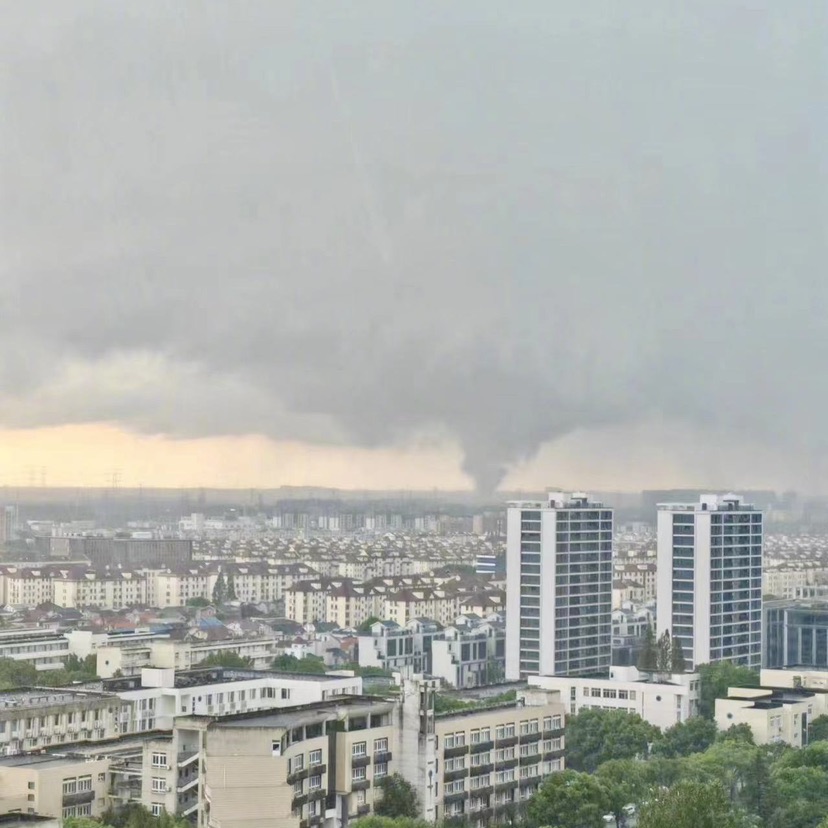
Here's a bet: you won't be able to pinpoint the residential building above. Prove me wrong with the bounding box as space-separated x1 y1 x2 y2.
170 695 398 828
529 666 700 730
398 677 566 825
431 621 505 689
53 569 147 609
657 494 763 670
715 683 828 746
0 628 71 671
505 492 613 680
765 599 828 670
0 506 18 544
0 754 111 821
358 621 418 675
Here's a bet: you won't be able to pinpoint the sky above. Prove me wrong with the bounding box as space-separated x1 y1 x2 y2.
1 2 826 493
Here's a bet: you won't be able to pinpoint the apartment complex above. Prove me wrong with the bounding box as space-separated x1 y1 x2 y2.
0 628 71 671
657 494 763 670
0 754 111 821
431 621 505 689
51 538 193 568
398 678 565 826
505 492 613 680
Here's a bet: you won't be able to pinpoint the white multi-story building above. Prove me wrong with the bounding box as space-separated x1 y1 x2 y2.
657 494 763 670
506 493 613 680
529 666 700 730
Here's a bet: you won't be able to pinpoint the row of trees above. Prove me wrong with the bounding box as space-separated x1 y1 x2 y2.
0 654 97 690
637 628 685 674
211 572 238 604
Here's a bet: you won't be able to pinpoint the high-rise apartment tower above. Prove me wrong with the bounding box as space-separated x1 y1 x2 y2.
505 492 613 680
657 494 763 670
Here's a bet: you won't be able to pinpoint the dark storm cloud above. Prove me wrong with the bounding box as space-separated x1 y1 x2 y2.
1 1 826 490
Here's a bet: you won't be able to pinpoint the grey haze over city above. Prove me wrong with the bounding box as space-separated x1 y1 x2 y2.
1 2 826 492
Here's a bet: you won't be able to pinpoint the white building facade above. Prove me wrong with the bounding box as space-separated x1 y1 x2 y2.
506 493 613 680
657 494 763 670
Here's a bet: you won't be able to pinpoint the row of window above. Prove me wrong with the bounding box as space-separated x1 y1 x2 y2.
62 776 92 795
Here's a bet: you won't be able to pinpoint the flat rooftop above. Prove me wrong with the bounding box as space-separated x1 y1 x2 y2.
0 689 113 710
0 754 96 770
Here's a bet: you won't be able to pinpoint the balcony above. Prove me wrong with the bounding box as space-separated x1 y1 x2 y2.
63 791 95 807
352 755 371 769
542 728 564 740
291 795 308 811
308 790 327 803
352 779 371 792
519 754 541 766
495 736 518 748
443 791 468 804
470 764 494 777
356 805 371 817
470 741 494 754
287 768 310 785
373 751 392 764
519 732 542 744
443 768 469 783
497 758 518 771
444 744 469 759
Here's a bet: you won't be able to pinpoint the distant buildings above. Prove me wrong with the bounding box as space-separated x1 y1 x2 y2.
50 537 193 568
505 492 613 680
657 494 763 671
0 506 18 544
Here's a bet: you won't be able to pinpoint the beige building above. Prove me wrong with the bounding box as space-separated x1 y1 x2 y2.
398 678 566 826
53 569 147 609
0 754 111 820
159 696 398 828
715 682 828 747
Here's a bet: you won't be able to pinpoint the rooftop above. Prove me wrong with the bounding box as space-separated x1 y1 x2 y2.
0 689 113 710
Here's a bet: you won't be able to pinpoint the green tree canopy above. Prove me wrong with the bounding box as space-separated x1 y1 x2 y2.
196 652 252 669
652 716 718 758
212 572 226 605
810 714 828 742
697 662 759 719
566 708 660 772
766 765 828 828
670 635 686 673
352 817 429 828
638 780 753 828
638 624 658 672
717 722 755 744
358 616 382 632
526 769 611 828
0 657 37 689
225 574 237 600
595 759 650 828
271 653 327 674
374 773 419 818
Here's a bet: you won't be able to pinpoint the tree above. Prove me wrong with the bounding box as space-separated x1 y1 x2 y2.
595 759 650 828
225 574 237 601
0 657 37 689
638 625 658 672
196 652 252 669
697 662 759 719
65 819 114 828
271 654 327 674
670 635 686 673
358 616 381 632
717 723 755 744
652 716 718 758
656 631 673 674
212 572 226 605
810 714 828 742
526 770 611 828
352 818 429 828
638 780 753 828
566 708 660 773
374 773 419 818
187 597 211 608
766 766 828 828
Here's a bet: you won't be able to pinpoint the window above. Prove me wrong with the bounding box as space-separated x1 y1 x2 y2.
309 775 322 790
77 776 92 792
27 782 35 790
281 689 291 700
602 689 617 699
151 752 168 768
293 781 303 796
374 738 388 754
62 779 77 796
479 727 490 742
375 762 388 778
151 804 164 817
309 749 323 766
357 789 367 805
629 691 637 701
618 690 629 700
291 754 305 772
591 688 602 698
352 766 367 782
151 777 166 793
98 773 106 782
446 780 465 794
352 742 367 757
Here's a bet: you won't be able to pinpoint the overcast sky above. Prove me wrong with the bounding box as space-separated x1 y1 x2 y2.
1 2 826 492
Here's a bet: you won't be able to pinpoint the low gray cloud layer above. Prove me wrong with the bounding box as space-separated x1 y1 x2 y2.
1 2 826 490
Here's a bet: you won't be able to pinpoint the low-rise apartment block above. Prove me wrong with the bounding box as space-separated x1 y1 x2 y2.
529 666 700 730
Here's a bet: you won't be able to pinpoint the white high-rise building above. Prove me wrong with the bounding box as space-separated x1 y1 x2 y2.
506 492 613 680
657 494 763 670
